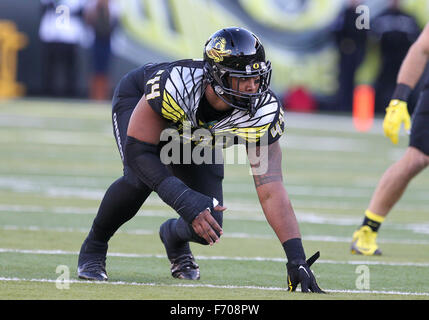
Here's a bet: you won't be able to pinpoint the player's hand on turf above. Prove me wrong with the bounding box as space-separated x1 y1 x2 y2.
286 251 325 293
191 205 226 245
383 99 411 144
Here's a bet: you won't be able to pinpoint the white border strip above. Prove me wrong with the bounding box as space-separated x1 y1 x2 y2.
1 276 428 297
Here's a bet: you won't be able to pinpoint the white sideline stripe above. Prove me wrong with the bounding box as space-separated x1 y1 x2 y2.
0 276 428 297
3 224 429 245
2 248 429 267
3 202 429 225
2 177 429 201
280 135 371 153
0 202 428 231
4 205 429 237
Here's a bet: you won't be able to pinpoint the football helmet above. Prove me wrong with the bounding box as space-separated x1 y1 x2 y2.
203 27 272 116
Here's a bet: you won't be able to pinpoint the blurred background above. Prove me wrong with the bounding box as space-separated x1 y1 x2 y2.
2 1 429 299
1 0 429 114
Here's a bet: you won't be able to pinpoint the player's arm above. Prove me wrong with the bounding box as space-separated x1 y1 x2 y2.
247 141 300 242
247 141 324 293
383 23 429 144
396 22 429 88
125 96 225 245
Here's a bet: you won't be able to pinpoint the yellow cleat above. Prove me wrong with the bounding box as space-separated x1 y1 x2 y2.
351 226 382 256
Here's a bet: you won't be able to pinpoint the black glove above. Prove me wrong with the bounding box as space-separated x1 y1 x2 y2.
286 251 325 293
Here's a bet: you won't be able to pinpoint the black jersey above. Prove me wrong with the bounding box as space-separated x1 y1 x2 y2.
140 59 285 148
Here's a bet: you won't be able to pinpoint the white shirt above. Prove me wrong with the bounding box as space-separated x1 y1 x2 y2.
38 0 87 44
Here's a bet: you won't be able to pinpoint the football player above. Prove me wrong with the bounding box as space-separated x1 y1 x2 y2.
351 22 429 256
78 27 324 293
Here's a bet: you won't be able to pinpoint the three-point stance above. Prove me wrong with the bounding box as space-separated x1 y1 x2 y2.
78 27 324 293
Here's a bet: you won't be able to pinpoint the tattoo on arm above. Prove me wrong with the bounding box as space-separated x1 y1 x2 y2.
248 141 283 188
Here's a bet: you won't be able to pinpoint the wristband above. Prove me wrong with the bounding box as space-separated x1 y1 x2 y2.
391 83 412 102
282 238 306 264
157 176 214 224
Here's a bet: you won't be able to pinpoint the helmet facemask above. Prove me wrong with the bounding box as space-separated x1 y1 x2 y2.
207 61 272 117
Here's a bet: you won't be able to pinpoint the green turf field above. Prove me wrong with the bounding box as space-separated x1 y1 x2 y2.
1 98 429 300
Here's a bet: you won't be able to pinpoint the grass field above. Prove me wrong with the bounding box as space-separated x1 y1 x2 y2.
1 98 429 301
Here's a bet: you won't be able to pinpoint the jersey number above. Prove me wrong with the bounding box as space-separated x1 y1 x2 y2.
146 70 164 100
270 110 285 138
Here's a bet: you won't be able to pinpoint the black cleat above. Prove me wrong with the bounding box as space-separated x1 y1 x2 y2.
170 254 200 280
78 260 108 281
77 238 108 281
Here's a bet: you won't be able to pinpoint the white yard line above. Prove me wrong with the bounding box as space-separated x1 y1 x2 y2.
2 176 428 201
2 224 429 245
2 202 429 236
1 248 429 267
0 276 428 297
279 135 371 153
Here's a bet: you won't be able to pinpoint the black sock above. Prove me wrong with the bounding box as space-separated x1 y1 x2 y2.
362 216 381 232
361 209 384 232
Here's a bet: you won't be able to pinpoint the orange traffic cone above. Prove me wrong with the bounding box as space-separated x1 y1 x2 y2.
353 84 375 132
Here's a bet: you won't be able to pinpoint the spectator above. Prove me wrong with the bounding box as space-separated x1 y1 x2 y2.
371 0 420 113
84 0 120 101
38 0 86 97
331 0 368 112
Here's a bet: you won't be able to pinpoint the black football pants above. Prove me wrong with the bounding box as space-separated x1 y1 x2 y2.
410 87 429 156
87 95 224 247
